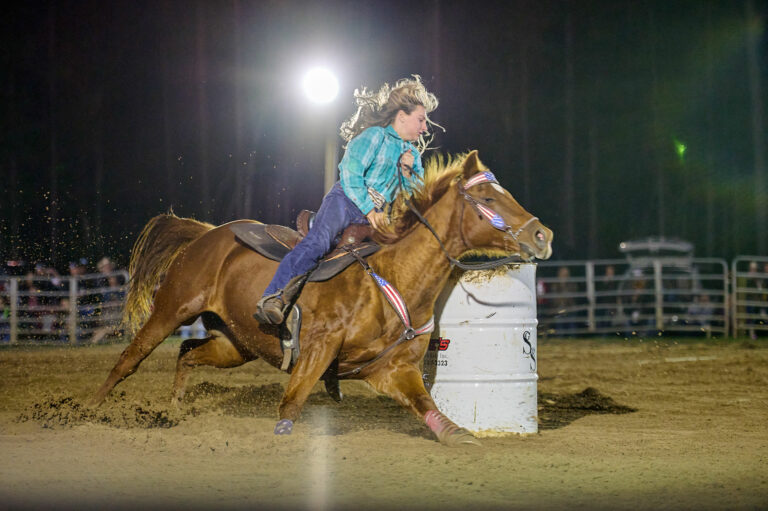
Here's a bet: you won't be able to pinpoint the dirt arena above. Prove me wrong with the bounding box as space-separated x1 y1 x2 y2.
1 337 766 510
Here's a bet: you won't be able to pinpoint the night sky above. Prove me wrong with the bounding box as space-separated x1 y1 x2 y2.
2 0 767 271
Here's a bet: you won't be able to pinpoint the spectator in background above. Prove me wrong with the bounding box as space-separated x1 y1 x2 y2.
625 269 652 335
91 256 126 343
687 293 714 330
551 266 578 333
96 257 115 274
33 262 62 336
68 258 88 279
20 270 42 338
551 266 577 311
96 256 126 289
597 265 619 329
67 258 97 341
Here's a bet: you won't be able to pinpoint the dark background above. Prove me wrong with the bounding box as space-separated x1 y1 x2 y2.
2 0 766 270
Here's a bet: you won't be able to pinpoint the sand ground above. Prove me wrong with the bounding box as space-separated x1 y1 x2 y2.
1 337 766 510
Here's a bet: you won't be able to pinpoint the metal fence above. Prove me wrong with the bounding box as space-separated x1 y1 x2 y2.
2 256 767 343
0 271 129 344
536 258 730 338
731 256 768 339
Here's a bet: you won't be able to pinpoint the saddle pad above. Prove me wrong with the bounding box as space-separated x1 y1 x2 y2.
230 222 380 282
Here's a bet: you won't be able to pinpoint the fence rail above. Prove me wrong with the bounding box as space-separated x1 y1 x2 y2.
536 257 732 338
2 256 768 343
0 271 129 344
731 256 768 339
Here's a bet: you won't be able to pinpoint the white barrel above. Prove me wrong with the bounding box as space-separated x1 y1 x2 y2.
423 264 538 436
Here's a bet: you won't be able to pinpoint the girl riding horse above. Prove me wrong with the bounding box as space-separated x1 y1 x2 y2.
254 75 440 325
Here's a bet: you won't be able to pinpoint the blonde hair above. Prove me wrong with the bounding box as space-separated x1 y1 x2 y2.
339 75 442 153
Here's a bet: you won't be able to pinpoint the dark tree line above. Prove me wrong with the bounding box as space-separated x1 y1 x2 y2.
1 0 765 270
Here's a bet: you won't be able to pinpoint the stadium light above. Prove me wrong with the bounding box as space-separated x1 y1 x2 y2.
302 67 339 105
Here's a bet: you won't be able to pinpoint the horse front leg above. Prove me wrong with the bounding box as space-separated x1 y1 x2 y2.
274 338 341 435
365 357 481 447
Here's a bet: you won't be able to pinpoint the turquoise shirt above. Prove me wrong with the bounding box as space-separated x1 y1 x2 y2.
339 125 424 215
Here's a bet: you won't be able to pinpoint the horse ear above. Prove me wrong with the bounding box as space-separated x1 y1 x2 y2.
462 150 481 178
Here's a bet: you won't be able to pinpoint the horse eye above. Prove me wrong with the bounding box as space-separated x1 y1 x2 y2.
483 197 494 204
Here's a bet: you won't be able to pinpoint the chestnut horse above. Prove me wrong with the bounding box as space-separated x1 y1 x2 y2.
90 151 553 446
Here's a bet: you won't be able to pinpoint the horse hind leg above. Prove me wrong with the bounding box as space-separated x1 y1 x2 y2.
171 329 252 407
89 310 180 407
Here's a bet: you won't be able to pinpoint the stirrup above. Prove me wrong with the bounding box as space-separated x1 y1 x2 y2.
254 293 285 325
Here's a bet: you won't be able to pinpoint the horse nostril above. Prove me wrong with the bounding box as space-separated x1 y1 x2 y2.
535 230 546 246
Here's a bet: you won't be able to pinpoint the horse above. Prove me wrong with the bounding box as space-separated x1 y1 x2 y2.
90 151 553 446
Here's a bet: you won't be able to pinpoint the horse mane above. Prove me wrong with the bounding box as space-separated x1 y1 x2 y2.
373 152 479 244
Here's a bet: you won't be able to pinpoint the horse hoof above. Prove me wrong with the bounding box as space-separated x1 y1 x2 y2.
87 396 103 408
324 378 343 403
274 419 294 435
441 428 482 447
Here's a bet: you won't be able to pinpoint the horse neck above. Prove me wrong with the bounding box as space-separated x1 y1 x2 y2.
376 186 466 308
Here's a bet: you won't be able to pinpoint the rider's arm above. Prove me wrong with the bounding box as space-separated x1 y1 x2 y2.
339 127 385 215
402 145 424 195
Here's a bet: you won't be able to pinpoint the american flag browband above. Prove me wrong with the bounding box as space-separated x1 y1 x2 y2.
463 171 498 189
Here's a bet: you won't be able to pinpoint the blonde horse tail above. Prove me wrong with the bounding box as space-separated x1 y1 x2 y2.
122 212 214 335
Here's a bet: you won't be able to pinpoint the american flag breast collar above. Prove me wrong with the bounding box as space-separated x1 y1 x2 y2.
338 247 435 378
370 272 435 339
337 260 435 378
462 171 538 241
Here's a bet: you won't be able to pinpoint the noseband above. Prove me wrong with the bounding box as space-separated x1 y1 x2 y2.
406 171 536 271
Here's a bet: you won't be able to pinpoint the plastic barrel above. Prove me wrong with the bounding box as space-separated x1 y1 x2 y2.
423 264 538 436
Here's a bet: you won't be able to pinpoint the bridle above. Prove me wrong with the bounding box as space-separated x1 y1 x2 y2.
458 171 540 241
406 170 538 270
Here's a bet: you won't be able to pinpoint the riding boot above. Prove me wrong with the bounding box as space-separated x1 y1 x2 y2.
254 293 286 325
282 273 310 305
254 274 309 325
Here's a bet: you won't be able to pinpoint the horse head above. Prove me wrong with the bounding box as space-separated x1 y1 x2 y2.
455 150 553 262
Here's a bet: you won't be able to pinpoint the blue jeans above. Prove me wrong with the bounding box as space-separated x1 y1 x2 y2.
263 182 368 296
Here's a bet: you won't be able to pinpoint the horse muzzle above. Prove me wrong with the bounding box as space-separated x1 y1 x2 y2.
516 222 553 261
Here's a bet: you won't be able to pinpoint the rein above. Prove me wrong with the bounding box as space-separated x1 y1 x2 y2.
406 170 534 271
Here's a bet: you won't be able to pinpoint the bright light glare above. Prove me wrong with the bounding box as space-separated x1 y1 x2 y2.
673 138 687 163
302 67 339 104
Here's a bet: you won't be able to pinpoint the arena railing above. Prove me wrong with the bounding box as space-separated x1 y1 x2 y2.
2 257 764 342
731 256 768 339
536 258 730 338
0 271 129 344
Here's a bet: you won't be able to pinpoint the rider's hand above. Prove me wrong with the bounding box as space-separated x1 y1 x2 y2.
366 209 387 230
400 150 415 177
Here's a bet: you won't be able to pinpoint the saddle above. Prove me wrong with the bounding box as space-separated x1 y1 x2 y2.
229 210 379 282
232 211 378 393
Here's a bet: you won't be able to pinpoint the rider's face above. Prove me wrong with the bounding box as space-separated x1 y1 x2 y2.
394 105 428 142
